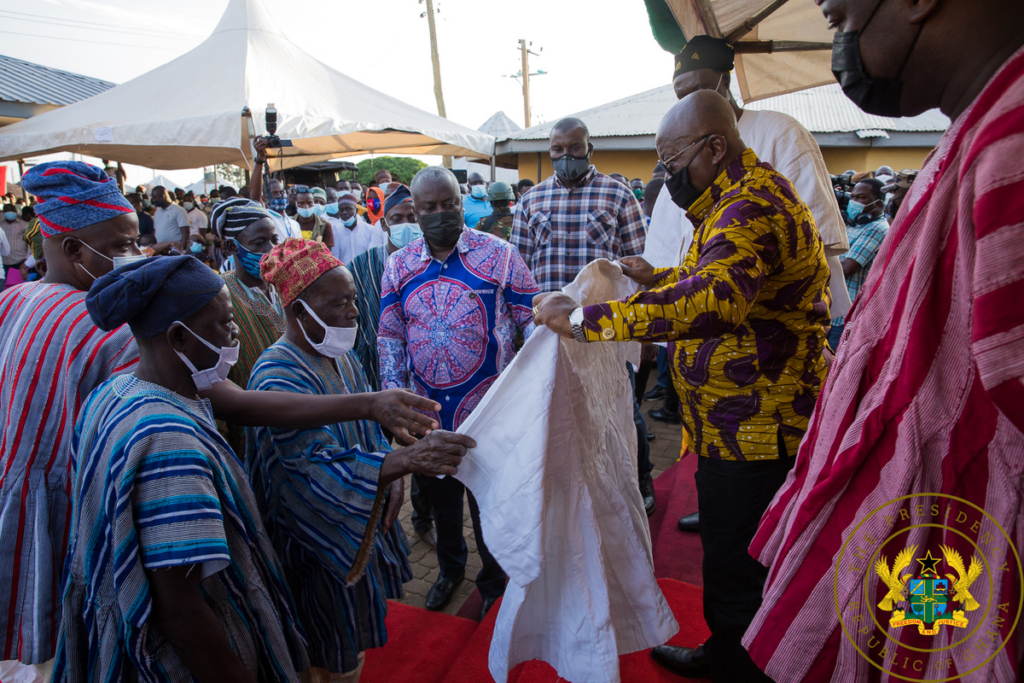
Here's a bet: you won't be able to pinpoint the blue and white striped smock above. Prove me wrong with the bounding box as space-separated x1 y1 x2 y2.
246 339 412 675
54 374 307 682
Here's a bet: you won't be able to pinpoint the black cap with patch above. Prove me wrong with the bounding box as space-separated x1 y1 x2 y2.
673 36 735 79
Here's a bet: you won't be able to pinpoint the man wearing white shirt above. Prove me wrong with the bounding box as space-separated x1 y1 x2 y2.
331 193 385 264
642 36 852 550
184 193 209 236
150 186 190 250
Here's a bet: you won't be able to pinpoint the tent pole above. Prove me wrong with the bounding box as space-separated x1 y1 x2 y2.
17 160 26 199
490 157 496 182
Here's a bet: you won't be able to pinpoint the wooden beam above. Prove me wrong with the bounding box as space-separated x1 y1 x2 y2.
734 40 833 54
725 0 791 43
692 0 723 39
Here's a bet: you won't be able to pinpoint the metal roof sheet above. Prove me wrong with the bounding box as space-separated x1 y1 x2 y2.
507 82 949 141
0 54 114 107
477 111 522 138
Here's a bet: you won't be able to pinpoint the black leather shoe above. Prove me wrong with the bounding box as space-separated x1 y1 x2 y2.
650 644 711 678
640 473 656 517
648 407 681 425
647 431 657 442
425 573 464 611
644 386 667 401
481 596 499 620
677 511 700 533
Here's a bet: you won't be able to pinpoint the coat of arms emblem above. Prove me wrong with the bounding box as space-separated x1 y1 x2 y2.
873 544 982 635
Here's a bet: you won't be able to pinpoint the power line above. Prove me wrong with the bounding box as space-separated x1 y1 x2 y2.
0 29 179 50
0 9 203 39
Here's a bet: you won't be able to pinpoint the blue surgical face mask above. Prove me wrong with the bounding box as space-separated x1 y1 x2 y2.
342 215 357 228
234 239 266 279
142 199 152 208
297 206 315 219
183 202 195 211
190 241 204 254
388 220 422 249
846 200 866 222
3 212 17 222
325 202 339 215
470 185 486 199
313 203 327 217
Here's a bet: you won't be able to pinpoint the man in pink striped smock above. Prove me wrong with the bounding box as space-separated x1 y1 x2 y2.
0 162 140 672
743 1 1024 681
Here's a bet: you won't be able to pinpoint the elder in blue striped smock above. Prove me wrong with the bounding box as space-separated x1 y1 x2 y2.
55 375 307 682
246 340 412 676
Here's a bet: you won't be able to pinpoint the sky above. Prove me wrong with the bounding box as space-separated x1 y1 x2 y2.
0 0 674 189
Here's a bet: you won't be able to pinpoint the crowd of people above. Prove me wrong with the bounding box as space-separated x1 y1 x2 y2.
2 1 1023 680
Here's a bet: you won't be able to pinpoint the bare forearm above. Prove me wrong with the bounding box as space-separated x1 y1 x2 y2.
203 381 370 427
250 163 264 205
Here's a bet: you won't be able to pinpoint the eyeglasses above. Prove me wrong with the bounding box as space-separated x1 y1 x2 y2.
658 134 712 175
292 185 311 194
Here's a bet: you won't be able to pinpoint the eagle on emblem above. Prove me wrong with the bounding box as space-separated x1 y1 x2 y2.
874 545 917 610
940 545 983 611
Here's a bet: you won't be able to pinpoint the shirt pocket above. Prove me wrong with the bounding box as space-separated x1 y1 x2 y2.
586 210 616 249
529 210 553 247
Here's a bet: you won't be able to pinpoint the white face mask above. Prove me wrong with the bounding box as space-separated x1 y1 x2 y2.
65 237 147 279
172 321 239 390
297 299 358 357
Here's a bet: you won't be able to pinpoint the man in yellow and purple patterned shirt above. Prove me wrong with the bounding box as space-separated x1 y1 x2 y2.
534 90 831 682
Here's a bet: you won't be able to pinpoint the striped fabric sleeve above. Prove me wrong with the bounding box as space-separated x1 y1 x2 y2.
581 204 774 343
249 358 386 583
131 421 231 576
970 125 1024 432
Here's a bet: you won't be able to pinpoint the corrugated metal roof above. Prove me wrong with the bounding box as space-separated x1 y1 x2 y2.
0 54 114 107
506 82 949 141
477 111 522 138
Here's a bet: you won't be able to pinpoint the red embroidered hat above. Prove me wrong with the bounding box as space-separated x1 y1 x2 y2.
261 237 342 307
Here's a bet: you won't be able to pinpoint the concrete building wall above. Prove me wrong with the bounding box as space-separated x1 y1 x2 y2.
514 146 935 184
819 147 933 174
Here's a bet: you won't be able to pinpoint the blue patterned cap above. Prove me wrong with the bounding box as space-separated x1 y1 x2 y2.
21 161 134 238
86 255 225 337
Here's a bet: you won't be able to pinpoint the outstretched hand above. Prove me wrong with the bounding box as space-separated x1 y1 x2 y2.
532 292 577 339
618 256 655 288
369 389 441 446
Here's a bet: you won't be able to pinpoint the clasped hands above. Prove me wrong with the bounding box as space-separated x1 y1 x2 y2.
532 256 655 339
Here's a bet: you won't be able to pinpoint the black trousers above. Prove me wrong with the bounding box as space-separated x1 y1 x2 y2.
627 364 654 478
427 474 506 601
410 473 434 535
695 441 793 683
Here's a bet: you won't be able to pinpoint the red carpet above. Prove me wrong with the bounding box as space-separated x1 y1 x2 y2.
648 454 704 586
438 578 710 683
361 601 478 683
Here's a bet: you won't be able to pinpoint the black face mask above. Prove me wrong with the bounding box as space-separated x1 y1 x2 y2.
832 0 924 117
420 210 463 249
552 154 590 184
665 135 710 211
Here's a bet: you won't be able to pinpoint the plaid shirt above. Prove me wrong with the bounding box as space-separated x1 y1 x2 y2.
833 214 889 324
511 167 647 292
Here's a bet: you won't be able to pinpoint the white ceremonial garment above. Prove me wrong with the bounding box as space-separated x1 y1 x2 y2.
643 108 853 319
455 260 678 683
331 218 383 265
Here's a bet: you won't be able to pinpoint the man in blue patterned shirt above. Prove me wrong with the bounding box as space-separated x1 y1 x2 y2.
829 178 890 350
379 167 539 618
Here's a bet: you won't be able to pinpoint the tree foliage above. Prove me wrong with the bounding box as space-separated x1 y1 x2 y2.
356 157 428 186
214 163 247 189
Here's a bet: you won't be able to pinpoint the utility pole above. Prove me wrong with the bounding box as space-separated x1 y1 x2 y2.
520 39 531 128
423 0 452 168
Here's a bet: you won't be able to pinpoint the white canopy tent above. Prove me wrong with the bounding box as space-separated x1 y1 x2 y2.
0 0 494 171
663 0 836 102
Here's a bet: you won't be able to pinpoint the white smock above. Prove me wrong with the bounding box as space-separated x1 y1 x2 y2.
454 259 678 683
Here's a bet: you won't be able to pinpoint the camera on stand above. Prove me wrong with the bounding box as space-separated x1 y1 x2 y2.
264 104 292 148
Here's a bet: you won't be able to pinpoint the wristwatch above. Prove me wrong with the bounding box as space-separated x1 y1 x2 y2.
569 307 588 343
